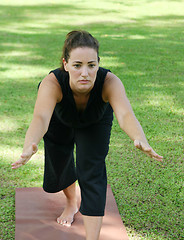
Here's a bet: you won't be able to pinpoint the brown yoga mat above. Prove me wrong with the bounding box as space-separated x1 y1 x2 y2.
15 185 129 240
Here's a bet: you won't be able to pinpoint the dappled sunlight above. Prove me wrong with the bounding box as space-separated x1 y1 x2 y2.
0 50 32 57
101 33 147 40
137 90 184 117
128 34 146 40
1 42 32 48
0 117 19 132
1 63 49 80
176 61 184 67
144 15 184 27
149 33 166 38
145 95 174 107
124 70 146 76
0 145 44 167
0 26 50 35
0 1 183 239
101 34 126 38
0 0 184 36
101 56 122 68
126 226 171 240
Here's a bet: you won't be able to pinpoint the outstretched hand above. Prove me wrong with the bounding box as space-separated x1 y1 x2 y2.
11 143 38 169
134 140 163 162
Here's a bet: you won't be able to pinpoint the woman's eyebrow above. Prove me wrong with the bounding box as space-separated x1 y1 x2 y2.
73 61 82 63
88 61 96 63
72 60 97 64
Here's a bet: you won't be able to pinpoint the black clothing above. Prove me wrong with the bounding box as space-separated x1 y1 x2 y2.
50 67 111 128
43 67 113 216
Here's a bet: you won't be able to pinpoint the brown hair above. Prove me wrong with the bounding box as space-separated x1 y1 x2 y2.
60 30 100 71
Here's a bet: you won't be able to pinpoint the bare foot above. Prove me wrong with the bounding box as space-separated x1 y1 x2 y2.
57 201 78 227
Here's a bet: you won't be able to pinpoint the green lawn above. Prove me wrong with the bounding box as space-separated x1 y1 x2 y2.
0 0 183 239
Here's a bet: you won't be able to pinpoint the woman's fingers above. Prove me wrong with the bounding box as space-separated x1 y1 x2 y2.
134 140 163 162
145 149 163 161
11 143 38 169
11 157 28 169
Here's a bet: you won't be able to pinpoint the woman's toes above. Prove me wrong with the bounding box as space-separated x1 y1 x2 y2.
57 217 64 225
57 218 72 227
57 218 61 224
63 221 72 227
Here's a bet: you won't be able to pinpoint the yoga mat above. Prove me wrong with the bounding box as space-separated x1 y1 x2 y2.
15 185 129 240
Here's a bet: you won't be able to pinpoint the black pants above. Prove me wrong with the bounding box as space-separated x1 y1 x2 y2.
43 106 113 216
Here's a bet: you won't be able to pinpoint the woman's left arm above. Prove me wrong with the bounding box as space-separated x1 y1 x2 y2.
103 72 163 161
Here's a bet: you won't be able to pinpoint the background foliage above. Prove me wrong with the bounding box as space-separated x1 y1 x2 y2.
0 0 183 239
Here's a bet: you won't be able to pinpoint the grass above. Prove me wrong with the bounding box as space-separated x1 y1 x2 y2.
0 0 183 239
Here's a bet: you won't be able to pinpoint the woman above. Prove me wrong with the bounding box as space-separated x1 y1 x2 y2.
12 30 163 240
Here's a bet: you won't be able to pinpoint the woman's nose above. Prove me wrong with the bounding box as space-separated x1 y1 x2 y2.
81 67 88 78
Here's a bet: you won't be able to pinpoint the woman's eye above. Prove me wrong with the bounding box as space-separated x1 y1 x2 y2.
89 64 95 68
74 64 81 68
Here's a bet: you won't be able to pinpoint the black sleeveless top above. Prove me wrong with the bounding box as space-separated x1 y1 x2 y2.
50 67 111 128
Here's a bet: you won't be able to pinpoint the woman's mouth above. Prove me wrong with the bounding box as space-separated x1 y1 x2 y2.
79 80 89 84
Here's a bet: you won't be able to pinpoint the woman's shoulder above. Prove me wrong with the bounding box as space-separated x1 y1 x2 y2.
96 67 111 87
38 72 63 103
49 68 69 92
49 68 68 81
97 67 111 77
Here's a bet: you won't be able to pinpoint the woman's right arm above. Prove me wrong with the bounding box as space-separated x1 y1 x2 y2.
11 73 62 169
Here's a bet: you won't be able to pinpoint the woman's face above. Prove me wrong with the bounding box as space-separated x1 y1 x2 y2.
63 47 99 95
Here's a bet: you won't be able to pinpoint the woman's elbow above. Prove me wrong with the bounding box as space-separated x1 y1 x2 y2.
117 110 135 129
32 114 50 133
